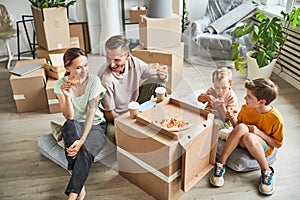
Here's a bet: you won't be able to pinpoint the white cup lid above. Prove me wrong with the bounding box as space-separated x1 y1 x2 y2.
128 101 140 109
155 87 166 94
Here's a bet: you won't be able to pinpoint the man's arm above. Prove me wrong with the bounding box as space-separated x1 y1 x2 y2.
104 110 119 121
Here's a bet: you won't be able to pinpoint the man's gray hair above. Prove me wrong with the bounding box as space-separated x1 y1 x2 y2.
105 35 130 53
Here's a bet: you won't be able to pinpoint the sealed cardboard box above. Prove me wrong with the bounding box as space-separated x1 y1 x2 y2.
129 9 147 23
9 59 48 113
36 37 80 61
69 23 91 53
139 14 181 49
46 78 60 114
115 98 218 200
132 43 184 94
31 6 70 51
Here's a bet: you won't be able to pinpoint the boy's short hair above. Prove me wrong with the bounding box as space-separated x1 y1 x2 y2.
245 78 278 105
105 35 130 53
212 67 232 83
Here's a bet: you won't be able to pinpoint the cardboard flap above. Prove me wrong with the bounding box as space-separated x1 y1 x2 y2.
180 122 218 192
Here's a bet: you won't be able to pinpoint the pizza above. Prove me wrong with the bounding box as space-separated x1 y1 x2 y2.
70 78 80 84
153 117 191 132
149 63 160 69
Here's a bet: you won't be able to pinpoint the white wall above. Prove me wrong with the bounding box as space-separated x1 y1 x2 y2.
0 0 33 56
186 0 208 21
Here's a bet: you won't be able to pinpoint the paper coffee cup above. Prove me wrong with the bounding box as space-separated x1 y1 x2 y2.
155 87 166 103
128 101 140 119
130 6 138 11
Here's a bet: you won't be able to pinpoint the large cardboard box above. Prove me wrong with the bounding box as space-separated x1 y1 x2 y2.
115 98 218 200
36 37 80 61
139 14 181 49
129 9 147 23
9 59 48 113
69 23 91 53
46 78 60 114
132 43 184 94
31 6 70 51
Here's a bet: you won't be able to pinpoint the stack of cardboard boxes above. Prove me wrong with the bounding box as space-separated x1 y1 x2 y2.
9 6 80 114
132 13 184 94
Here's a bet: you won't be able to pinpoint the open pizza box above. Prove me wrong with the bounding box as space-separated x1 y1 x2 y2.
134 97 218 192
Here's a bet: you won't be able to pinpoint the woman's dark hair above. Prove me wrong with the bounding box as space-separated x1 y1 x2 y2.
63 48 87 76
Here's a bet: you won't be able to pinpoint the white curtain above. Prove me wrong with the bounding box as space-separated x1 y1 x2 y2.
99 0 122 56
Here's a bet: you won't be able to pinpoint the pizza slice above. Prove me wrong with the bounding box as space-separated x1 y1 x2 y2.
153 117 191 132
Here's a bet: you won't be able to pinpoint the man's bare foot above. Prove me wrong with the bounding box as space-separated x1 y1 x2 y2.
77 186 86 200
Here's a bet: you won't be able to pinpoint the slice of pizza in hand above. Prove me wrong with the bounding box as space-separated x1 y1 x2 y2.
70 78 80 85
153 117 191 132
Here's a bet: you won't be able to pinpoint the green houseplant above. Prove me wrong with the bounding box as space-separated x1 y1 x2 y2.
28 0 76 8
231 6 300 77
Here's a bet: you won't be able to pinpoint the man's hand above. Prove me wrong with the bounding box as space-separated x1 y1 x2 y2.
156 65 168 80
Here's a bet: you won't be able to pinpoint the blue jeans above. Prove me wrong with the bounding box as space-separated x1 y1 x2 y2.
62 120 106 196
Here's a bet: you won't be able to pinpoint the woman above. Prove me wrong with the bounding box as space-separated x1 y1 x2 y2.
54 48 107 200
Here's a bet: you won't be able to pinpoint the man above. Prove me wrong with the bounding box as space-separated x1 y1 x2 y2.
98 35 168 142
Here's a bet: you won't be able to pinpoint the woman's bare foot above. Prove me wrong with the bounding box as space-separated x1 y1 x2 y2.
77 186 86 200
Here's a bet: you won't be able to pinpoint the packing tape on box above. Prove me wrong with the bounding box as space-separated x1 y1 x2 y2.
48 99 59 105
117 146 181 183
13 94 25 100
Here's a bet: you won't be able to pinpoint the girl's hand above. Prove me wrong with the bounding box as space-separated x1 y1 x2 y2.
66 139 84 158
226 109 237 119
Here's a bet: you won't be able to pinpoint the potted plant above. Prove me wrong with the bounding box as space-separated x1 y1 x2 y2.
231 6 300 79
28 0 77 50
28 0 76 8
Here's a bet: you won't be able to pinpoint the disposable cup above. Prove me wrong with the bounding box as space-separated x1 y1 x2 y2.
155 87 166 103
128 101 140 119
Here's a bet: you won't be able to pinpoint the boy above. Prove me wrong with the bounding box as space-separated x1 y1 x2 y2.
198 67 238 129
210 78 284 195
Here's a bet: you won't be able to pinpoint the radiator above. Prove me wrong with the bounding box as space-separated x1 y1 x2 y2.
274 26 300 90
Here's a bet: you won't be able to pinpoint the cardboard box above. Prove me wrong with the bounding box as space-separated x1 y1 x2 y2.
46 78 60 114
43 53 66 80
44 63 65 80
36 37 80 61
139 14 181 49
9 59 48 113
129 9 147 23
69 22 91 53
115 98 218 199
132 43 184 94
31 5 70 51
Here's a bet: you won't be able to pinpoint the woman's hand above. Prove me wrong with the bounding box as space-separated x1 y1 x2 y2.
61 80 74 97
66 139 84 158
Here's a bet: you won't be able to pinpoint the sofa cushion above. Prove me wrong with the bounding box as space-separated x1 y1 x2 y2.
38 133 116 171
216 139 278 172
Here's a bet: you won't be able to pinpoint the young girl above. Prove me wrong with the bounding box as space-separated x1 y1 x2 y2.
54 48 107 200
198 67 239 129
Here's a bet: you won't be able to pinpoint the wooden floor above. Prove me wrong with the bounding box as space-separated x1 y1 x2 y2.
1 55 300 200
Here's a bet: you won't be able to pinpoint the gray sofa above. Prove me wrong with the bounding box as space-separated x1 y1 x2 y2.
182 0 256 67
